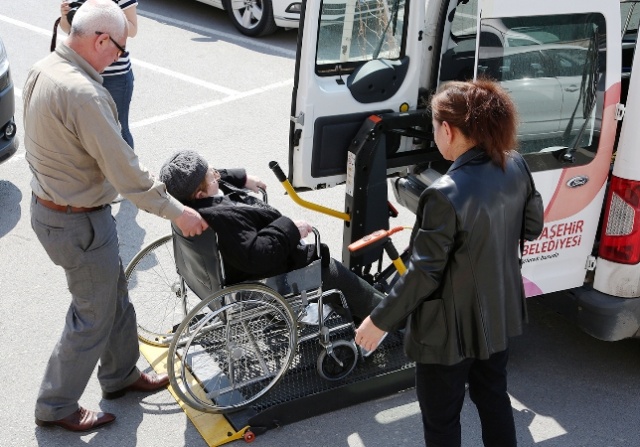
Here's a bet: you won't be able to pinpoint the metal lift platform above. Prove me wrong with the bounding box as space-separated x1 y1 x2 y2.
137 111 430 446
141 329 415 446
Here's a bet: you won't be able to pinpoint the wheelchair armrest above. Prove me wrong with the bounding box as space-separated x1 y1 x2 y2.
309 227 331 268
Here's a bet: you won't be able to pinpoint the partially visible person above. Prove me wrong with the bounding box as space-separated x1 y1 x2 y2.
60 0 137 149
158 150 385 321
24 0 207 433
355 79 544 447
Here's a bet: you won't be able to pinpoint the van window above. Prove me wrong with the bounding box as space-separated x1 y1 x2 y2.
442 7 606 169
315 0 408 74
478 14 606 166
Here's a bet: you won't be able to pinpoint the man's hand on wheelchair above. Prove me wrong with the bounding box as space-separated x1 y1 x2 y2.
173 207 209 237
244 175 267 193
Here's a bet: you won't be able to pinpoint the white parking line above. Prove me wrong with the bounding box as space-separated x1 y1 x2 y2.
374 401 421 424
0 13 289 96
1 13 295 129
0 14 53 37
131 79 293 128
131 58 240 95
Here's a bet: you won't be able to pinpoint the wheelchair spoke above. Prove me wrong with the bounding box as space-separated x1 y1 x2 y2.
168 285 297 413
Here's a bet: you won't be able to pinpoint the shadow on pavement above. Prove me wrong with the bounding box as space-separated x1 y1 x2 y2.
0 180 22 238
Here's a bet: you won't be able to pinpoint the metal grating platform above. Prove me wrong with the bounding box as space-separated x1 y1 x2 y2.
188 317 415 436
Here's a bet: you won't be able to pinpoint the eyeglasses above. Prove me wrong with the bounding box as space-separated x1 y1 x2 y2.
192 169 221 200
95 31 126 57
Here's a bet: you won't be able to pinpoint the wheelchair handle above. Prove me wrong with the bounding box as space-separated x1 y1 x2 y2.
311 226 321 255
269 161 351 222
257 186 268 204
348 226 407 276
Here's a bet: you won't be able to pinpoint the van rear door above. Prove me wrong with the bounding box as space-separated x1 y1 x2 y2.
289 0 621 295
472 1 620 295
288 0 433 189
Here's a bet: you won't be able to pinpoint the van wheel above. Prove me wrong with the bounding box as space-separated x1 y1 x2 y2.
224 0 278 37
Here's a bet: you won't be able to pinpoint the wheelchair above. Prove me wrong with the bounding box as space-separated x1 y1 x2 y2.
125 216 360 414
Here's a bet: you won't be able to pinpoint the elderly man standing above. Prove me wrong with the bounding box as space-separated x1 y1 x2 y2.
24 0 208 432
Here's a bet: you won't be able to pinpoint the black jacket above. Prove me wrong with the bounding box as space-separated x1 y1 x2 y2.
187 169 316 284
371 149 544 365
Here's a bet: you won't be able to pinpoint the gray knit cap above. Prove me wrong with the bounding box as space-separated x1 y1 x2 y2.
158 150 209 203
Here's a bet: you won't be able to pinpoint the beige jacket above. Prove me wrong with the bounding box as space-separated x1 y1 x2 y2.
23 42 183 219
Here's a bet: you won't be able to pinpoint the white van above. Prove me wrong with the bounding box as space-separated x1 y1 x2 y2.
283 0 640 341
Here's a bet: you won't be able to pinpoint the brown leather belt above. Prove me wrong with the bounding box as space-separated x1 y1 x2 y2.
34 194 105 213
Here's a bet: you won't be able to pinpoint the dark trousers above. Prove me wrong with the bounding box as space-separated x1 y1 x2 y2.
321 258 385 320
415 349 517 447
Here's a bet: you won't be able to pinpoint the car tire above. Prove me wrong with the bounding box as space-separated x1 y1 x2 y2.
224 0 278 37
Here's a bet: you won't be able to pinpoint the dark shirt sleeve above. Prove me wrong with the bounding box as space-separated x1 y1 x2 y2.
523 192 544 241
218 168 247 189
212 210 314 278
514 153 544 241
370 187 457 331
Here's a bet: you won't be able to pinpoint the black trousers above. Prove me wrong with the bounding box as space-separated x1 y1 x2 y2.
415 349 517 447
321 258 385 320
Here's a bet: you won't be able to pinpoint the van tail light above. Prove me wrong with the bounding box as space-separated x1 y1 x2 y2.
598 176 640 264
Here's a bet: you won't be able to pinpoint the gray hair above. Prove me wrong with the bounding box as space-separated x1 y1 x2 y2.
70 0 127 40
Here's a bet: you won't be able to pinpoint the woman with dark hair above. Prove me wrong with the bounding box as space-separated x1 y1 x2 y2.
355 79 543 447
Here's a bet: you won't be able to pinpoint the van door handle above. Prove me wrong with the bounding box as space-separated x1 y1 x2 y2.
565 85 579 92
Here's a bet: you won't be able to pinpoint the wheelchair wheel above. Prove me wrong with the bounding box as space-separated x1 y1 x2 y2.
317 340 358 381
125 234 199 347
168 284 297 413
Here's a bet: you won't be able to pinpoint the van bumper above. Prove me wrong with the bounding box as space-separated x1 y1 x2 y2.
0 134 18 164
539 286 640 341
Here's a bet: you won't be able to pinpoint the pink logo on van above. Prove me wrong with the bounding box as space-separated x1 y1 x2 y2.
523 276 543 297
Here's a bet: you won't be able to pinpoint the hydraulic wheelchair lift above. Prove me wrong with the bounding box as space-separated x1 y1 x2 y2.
235 110 432 437
139 110 433 446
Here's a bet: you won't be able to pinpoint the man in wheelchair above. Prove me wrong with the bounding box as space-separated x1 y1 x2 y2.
158 150 384 322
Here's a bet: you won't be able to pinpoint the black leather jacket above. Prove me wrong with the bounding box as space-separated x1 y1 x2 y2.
371 148 543 365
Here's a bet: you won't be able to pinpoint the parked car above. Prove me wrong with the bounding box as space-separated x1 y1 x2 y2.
192 0 384 37
441 37 598 152
0 34 18 165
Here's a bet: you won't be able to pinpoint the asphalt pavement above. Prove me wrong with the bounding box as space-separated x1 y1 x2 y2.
1 1 639 446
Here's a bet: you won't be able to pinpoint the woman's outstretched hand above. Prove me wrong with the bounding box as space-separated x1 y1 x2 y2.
355 316 386 352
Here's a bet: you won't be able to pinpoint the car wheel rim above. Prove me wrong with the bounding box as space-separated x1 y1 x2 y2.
231 0 264 30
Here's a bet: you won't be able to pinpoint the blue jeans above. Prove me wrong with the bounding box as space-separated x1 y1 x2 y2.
103 69 134 149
